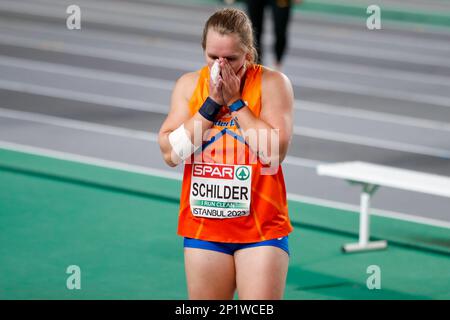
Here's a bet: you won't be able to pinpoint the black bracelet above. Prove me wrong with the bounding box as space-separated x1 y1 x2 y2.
198 97 222 122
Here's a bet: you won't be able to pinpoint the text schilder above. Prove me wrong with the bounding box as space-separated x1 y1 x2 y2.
190 163 252 219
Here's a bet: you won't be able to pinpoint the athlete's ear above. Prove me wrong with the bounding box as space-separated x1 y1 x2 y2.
245 52 252 63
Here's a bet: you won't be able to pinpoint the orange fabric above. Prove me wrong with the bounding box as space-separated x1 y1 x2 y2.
177 64 293 243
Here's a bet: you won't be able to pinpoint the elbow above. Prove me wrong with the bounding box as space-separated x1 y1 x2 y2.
163 152 178 167
161 145 179 168
269 137 290 165
159 130 178 167
278 138 291 164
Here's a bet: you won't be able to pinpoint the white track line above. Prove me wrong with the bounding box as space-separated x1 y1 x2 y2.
2 21 450 88
0 108 318 169
297 101 450 132
286 193 450 230
286 37 450 68
0 21 200 55
0 140 182 181
284 156 322 169
0 34 202 71
283 55 450 88
1 107 449 164
1 140 449 230
290 75 450 109
20 0 450 53
287 25 450 53
0 108 323 170
3 32 450 94
0 108 158 142
2 0 450 68
0 55 174 91
294 126 450 159
2 56 450 133
1 35 450 108
0 79 166 113
2 54 450 132
1 78 449 159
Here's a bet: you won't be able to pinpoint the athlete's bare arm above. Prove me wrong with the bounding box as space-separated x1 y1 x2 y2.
159 71 223 167
230 67 294 164
260 68 294 163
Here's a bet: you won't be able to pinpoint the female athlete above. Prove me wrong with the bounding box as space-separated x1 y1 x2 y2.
159 8 294 300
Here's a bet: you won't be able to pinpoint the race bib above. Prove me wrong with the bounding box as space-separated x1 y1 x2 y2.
190 162 252 219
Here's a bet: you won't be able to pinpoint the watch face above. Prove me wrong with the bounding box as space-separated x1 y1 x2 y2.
231 100 245 111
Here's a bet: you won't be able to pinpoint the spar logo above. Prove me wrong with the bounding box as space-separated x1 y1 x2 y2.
193 163 234 179
236 166 250 181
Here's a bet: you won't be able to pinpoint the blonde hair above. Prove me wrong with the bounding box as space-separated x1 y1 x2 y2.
201 8 258 64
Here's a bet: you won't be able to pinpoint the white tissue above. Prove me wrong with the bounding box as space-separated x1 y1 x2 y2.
210 60 220 84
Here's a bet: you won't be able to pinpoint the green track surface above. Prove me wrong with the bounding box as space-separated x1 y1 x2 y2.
1 148 449 299
295 0 450 28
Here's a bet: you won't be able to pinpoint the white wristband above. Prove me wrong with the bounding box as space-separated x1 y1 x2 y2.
168 124 198 163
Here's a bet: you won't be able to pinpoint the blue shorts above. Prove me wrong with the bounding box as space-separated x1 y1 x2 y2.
184 236 289 256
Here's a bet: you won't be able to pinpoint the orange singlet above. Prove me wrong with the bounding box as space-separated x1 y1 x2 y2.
177 64 293 243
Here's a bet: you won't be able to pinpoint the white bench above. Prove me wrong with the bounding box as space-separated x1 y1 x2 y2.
316 161 450 253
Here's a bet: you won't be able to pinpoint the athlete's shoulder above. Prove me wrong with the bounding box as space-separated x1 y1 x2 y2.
261 66 292 87
176 70 201 90
261 66 293 97
174 70 202 100
177 70 201 84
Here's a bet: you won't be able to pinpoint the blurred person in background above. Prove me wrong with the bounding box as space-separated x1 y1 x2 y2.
247 0 302 71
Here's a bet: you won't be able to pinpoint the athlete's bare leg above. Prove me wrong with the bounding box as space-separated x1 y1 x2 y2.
184 248 236 299
234 246 289 299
